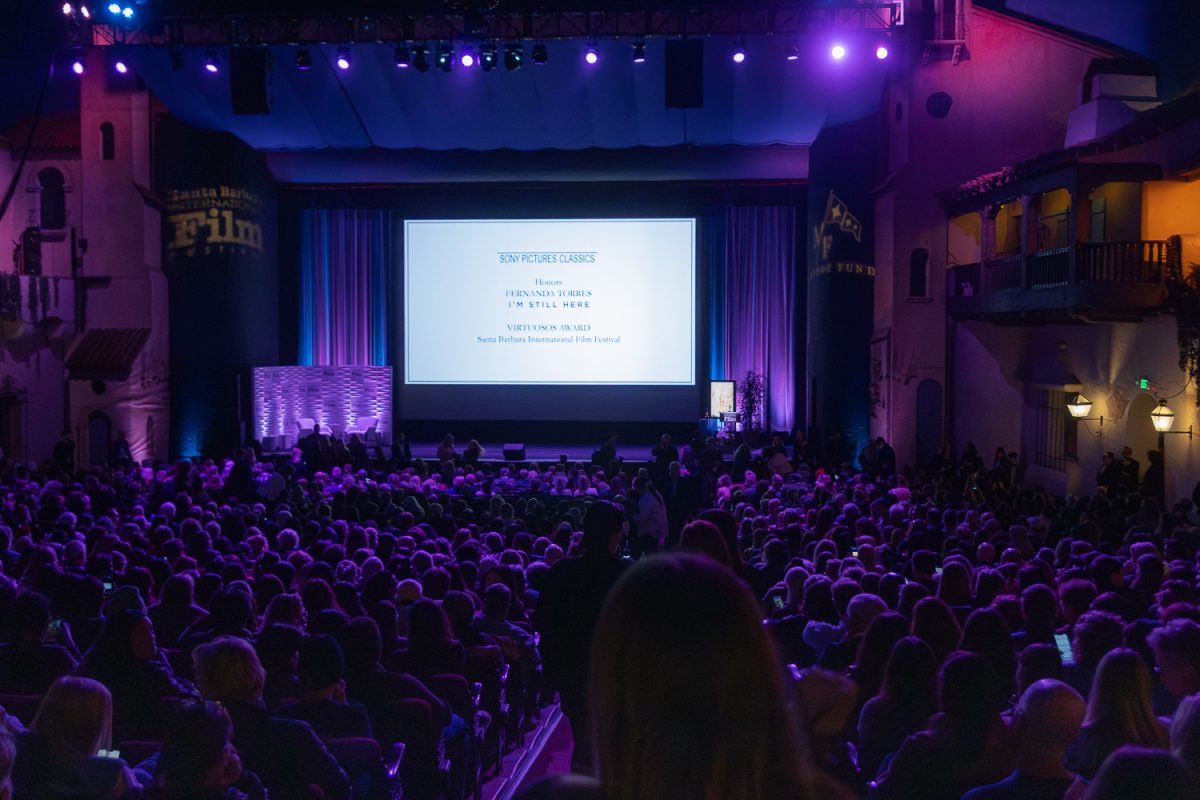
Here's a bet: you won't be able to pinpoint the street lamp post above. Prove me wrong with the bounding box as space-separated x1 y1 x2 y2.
1150 400 1193 500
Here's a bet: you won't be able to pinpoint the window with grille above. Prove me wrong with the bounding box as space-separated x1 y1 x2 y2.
1034 390 1079 471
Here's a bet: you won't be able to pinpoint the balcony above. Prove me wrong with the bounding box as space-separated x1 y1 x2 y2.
948 240 1176 322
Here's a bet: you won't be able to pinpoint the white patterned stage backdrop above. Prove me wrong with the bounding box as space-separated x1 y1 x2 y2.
252 366 392 448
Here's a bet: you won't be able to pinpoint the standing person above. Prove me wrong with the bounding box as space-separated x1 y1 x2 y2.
632 477 668 556
877 437 897 477
1118 446 1140 494
1141 450 1165 506
52 429 75 475
650 434 678 479
108 430 133 470
1096 452 1122 494
435 434 458 465
593 432 619 467
534 501 630 774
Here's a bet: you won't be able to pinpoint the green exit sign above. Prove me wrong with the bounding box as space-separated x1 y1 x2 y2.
1139 378 1150 390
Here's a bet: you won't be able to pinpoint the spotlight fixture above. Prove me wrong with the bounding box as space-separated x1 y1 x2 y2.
79 4 90 18
394 45 410 68
71 56 85 75
875 44 889 60
532 41 548 65
106 2 120 13
120 5 132 18
831 43 847 60
632 39 646 63
583 40 598 65
114 59 128 74
460 45 476 68
62 2 73 15
335 45 351 70
504 42 523 71
731 43 746 64
203 49 220 74
437 43 454 72
480 43 498 71
412 45 430 72
786 45 800 61
295 47 312 70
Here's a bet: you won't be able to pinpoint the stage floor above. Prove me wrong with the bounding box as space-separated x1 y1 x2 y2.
407 441 658 464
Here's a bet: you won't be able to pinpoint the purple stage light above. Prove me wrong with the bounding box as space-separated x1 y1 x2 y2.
106 2 119 13
72 59 85 75
584 41 598 65
205 61 219 73
121 5 132 18
79 4 90 18
336 46 352 70
62 3 73 15
632 40 646 63
732 46 746 64
831 44 847 60
460 47 476 68
875 45 889 60
114 60 128 74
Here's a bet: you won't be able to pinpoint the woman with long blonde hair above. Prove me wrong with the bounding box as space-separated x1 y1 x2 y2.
1065 648 1170 780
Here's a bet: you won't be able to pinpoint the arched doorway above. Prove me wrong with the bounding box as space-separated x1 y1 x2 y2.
916 379 943 466
1125 394 1160 477
87 411 111 467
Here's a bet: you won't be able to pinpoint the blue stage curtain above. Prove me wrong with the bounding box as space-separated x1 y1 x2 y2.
298 209 392 366
709 206 798 431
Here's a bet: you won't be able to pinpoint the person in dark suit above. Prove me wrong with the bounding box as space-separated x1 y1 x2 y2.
0 592 78 694
649 434 678 479
659 461 700 548
1118 446 1140 493
277 634 372 740
108 430 133 469
534 501 629 774
193 635 350 800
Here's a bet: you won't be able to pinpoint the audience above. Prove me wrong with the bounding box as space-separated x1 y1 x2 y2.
4 431 1200 800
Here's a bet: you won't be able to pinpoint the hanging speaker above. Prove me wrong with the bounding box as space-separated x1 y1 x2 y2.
665 40 703 109
230 48 271 116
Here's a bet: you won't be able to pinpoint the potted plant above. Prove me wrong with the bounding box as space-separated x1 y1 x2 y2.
738 370 765 446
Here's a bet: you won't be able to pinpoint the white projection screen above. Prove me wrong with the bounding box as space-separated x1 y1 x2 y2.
404 219 696 386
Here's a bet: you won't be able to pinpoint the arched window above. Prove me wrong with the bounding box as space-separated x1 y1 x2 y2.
100 122 115 161
38 168 66 229
909 248 930 298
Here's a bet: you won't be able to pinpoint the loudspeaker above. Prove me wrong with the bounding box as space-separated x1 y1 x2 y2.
665 39 703 109
503 443 526 461
230 48 271 115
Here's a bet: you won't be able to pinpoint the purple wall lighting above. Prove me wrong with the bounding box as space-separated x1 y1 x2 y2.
253 366 392 449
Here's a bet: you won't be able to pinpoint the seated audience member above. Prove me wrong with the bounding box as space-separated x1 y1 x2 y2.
1148 619 1200 701
1065 648 1169 780
192 635 350 800
962 679 1085 800
148 701 262 800
518 553 846 800
254 623 305 706
387 599 466 681
1171 693 1200 776
1065 611 1125 696
0 592 78 694
857 636 939 779
11 676 140 799
261 592 307 630
0 729 12 800
148 573 208 650
1015 643 1065 699
875 652 1015 800
478 583 541 668
179 588 256 658
910 597 962 667
278 634 372 741
1080 746 1199 800
816 593 888 671
79 609 199 742
849 612 910 703
1011 584 1060 653
337 617 452 743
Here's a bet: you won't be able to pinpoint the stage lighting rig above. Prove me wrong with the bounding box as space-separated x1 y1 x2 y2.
335 45 351 70
531 41 547 65
295 47 312 70
632 39 646 63
413 44 430 72
204 49 219 73
437 43 454 71
504 42 523 70
480 43 498 71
